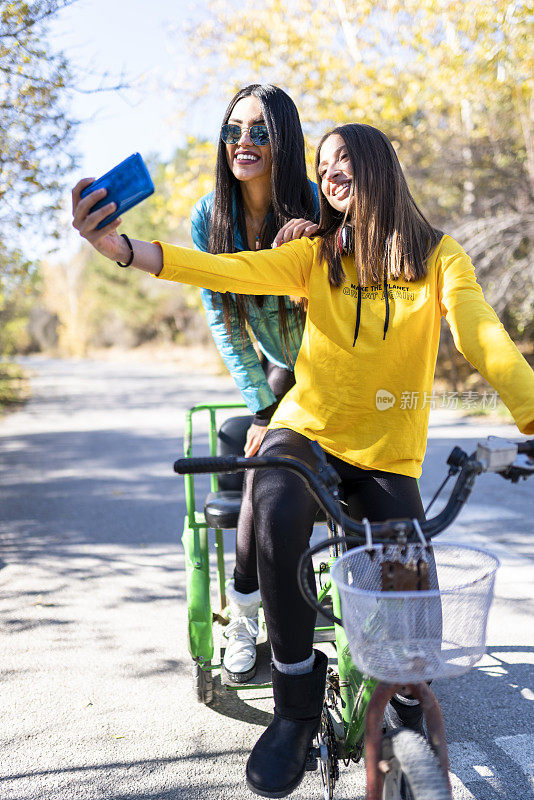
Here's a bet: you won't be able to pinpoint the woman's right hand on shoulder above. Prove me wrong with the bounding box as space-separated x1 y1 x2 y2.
272 218 319 248
71 179 130 263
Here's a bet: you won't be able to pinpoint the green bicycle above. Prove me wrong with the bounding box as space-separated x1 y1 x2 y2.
175 408 533 799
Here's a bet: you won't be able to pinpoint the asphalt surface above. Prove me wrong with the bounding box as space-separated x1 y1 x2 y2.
0 356 533 800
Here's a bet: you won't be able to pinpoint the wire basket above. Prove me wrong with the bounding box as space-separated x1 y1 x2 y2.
330 543 499 683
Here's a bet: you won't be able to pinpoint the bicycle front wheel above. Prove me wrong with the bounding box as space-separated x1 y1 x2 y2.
381 729 451 800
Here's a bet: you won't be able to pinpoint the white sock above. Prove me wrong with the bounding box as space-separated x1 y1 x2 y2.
272 652 315 675
394 692 419 706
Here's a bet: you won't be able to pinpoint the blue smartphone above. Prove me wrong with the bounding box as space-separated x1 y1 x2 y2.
80 153 155 230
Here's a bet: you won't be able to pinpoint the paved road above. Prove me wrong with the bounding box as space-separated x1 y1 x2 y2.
0 356 532 800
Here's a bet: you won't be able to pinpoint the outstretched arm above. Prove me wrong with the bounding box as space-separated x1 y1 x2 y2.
72 179 312 296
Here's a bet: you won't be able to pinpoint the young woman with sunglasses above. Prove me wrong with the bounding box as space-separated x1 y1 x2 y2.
72 122 534 798
191 84 319 685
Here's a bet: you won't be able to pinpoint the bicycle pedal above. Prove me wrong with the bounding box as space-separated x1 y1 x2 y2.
305 747 319 771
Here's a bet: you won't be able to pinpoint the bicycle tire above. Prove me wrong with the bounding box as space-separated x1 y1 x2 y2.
192 660 213 705
318 707 339 800
381 729 451 800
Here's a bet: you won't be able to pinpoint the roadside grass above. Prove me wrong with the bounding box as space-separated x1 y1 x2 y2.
462 401 514 424
0 361 29 414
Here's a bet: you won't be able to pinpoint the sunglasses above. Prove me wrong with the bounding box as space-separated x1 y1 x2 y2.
221 123 270 146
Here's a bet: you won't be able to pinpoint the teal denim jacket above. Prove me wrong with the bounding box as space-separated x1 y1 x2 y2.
190 182 319 413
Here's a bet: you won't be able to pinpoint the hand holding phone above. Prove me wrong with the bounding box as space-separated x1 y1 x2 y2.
80 153 154 230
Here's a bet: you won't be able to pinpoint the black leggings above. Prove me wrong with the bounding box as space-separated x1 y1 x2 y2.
234 363 295 591
251 428 425 664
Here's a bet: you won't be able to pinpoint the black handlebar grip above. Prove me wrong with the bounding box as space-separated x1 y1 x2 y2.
518 439 534 457
173 456 241 474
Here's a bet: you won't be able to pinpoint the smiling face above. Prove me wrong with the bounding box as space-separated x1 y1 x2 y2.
317 133 354 214
225 95 273 185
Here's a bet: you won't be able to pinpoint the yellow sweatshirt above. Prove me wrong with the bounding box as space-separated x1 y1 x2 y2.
155 234 534 478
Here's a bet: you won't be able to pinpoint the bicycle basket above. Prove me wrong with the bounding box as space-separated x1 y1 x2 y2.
330 543 499 683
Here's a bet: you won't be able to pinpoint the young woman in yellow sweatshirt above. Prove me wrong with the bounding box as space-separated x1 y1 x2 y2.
72 123 534 799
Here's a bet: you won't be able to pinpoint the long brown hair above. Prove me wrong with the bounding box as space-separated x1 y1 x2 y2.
314 124 440 287
208 84 316 361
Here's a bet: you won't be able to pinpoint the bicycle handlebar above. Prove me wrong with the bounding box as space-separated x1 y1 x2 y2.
177 455 245 474
174 437 533 626
174 437 533 542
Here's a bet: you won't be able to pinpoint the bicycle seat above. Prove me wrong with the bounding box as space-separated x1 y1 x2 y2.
202 415 252 529
204 490 243 528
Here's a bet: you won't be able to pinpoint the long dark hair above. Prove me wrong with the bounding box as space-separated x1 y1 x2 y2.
208 84 316 359
314 124 440 287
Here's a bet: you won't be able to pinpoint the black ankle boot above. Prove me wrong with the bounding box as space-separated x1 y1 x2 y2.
384 693 425 737
246 650 328 798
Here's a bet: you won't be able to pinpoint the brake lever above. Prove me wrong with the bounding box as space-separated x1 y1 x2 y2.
499 454 534 483
309 440 341 494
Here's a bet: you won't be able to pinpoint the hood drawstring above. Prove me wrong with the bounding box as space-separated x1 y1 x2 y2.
352 285 362 346
351 278 390 346
383 273 390 340
339 229 390 346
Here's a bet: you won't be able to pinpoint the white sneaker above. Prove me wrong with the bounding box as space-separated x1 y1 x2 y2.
222 581 261 684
